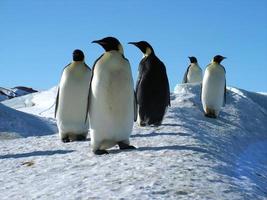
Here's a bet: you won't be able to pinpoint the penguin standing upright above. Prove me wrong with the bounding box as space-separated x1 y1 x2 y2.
89 37 136 155
55 49 91 142
182 56 202 83
201 55 226 118
129 41 170 126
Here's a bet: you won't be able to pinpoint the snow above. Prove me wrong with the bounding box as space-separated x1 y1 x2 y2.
0 83 267 199
0 103 56 139
2 86 57 118
0 94 8 101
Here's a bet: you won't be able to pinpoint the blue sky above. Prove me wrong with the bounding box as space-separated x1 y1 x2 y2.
0 0 267 92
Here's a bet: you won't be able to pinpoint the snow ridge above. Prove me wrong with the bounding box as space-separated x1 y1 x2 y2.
0 83 266 199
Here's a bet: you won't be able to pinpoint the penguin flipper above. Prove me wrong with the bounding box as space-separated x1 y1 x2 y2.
55 63 71 118
135 63 143 96
223 80 226 106
134 91 137 122
200 83 202 102
54 87 60 118
84 63 91 71
166 74 171 106
85 54 104 123
182 66 190 83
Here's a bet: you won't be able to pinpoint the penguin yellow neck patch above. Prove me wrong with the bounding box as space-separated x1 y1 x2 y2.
143 47 152 58
118 44 124 55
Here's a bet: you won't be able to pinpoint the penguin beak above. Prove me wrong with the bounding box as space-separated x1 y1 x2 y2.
92 40 100 44
223 57 227 59
128 42 137 46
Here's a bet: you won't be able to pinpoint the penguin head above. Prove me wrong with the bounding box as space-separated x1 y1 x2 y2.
188 56 198 63
213 55 226 64
92 37 124 54
73 49 84 61
128 41 154 57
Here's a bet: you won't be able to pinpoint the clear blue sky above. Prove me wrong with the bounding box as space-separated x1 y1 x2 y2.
1 0 267 92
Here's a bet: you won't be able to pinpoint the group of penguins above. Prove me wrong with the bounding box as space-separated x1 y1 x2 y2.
55 37 226 155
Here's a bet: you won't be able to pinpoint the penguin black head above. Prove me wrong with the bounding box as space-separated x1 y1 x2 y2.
92 37 123 54
188 56 198 63
128 41 154 56
213 55 226 64
73 49 84 61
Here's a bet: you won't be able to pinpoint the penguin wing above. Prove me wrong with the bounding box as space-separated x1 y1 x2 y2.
122 55 138 121
54 87 60 118
222 65 226 106
135 61 145 96
182 65 190 83
85 54 104 122
134 91 137 121
85 63 92 71
223 79 226 106
54 63 71 118
200 83 202 102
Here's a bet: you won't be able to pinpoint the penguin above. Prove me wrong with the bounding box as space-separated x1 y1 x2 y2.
129 41 170 126
89 37 136 155
55 49 91 142
201 55 226 118
182 56 202 83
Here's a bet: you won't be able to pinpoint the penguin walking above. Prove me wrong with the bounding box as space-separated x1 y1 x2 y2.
201 55 226 118
89 37 136 155
182 56 202 83
129 41 170 126
55 49 91 142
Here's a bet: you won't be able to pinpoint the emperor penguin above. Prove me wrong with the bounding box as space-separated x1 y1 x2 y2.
55 49 91 142
89 37 136 155
129 41 170 126
182 56 202 83
201 55 226 118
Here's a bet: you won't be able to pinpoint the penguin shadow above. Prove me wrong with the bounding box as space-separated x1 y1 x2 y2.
108 148 136 155
161 123 183 127
0 150 75 159
131 131 190 138
81 138 91 142
136 145 209 154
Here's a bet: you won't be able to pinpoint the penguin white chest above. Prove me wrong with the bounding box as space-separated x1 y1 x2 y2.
187 64 202 83
56 63 91 135
89 52 134 150
202 64 225 114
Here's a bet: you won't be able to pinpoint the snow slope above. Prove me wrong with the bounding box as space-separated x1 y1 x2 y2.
0 103 57 139
2 86 57 118
0 84 267 199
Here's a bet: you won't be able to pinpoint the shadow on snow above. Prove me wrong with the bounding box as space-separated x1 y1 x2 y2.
0 149 75 159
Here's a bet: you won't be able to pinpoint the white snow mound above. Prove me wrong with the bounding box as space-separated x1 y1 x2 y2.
0 83 266 200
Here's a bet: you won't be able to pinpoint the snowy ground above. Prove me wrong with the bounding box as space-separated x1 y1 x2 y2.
0 84 267 199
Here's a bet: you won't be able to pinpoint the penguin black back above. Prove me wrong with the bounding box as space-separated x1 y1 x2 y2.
129 41 170 126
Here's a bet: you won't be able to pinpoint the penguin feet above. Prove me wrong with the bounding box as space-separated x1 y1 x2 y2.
75 135 87 141
204 112 217 118
61 136 70 143
93 149 109 155
149 121 162 127
118 142 136 150
204 108 217 118
139 121 147 127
